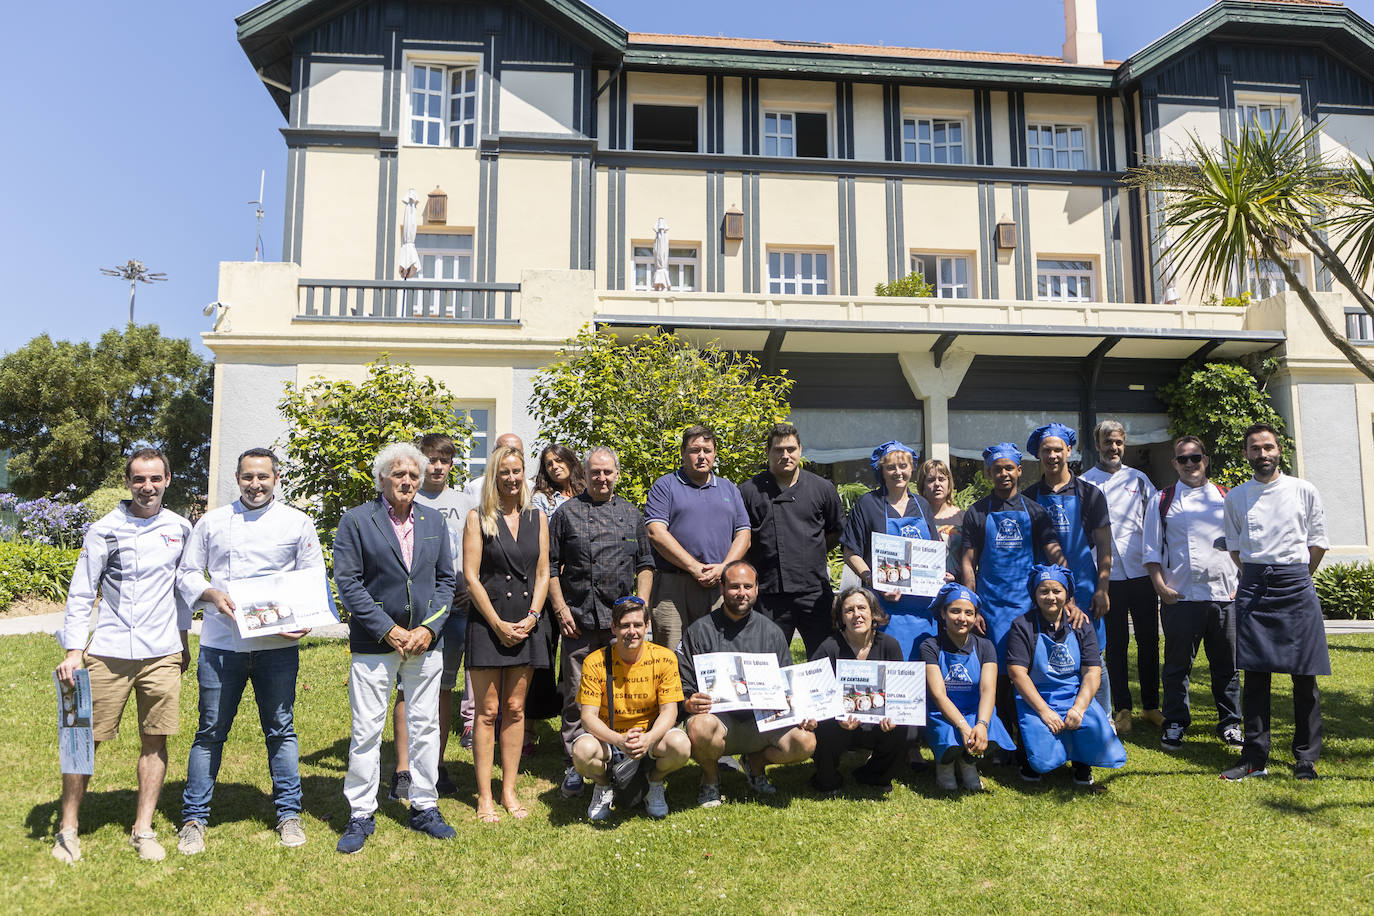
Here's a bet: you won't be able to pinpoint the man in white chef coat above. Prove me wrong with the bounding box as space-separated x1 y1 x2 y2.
175 448 325 852
1141 436 1241 752
1219 423 1329 782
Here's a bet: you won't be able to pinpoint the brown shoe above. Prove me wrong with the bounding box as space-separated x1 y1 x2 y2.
1141 709 1165 727
1113 709 1133 734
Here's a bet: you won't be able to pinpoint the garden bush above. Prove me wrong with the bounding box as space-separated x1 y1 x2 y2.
0 491 91 547
0 540 79 611
1315 561 1374 620
81 486 128 521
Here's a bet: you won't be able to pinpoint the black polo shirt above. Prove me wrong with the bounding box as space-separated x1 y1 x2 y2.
961 493 1060 562
739 468 844 596
1005 609 1102 671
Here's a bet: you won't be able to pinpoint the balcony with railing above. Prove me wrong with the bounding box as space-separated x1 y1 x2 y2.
296 278 520 324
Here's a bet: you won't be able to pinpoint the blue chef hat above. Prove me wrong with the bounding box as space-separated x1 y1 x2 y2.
1028 563 1075 599
982 442 1023 468
870 440 917 485
1026 422 1078 456
931 582 981 615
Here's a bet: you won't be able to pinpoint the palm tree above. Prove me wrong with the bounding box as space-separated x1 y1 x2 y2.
1126 122 1374 383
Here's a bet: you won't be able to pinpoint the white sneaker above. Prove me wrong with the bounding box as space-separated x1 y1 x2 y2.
586 783 614 821
957 759 983 791
52 828 81 864
644 781 669 819
130 830 166 861
177 821 206 855
935 762 958 791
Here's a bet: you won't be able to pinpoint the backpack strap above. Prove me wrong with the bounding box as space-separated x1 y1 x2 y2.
1157 484 1177 568
603 645 616 732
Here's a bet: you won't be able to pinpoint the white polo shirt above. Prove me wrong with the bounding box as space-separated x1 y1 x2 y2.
1141 480 1237 602
177 498 324 653
61 503 193 660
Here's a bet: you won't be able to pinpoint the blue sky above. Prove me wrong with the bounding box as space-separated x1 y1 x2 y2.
3 0 1371 355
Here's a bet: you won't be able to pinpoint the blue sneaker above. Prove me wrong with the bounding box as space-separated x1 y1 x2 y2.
560 766 585 798
336 816 374 854
408 806 457 840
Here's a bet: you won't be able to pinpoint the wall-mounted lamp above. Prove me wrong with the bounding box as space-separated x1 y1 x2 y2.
426 187 448 224
996 221 1018 250
723 205 744 241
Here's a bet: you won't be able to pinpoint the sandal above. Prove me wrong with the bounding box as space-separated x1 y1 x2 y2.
476 807 501 824
502 803 530 820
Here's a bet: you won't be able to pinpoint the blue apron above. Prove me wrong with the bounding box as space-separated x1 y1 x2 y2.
1031 482 1103 648
1015 616 1127 773
975 495 1035 664
926 637 1017 762
877 510 939 660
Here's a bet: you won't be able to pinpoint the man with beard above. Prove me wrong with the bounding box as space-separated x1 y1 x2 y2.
1220 423 1330 781
176 448 324 853
678 562 815 807
1082 419 1163 733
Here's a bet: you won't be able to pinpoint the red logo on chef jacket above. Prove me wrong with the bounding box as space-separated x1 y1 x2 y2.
160 534 182 547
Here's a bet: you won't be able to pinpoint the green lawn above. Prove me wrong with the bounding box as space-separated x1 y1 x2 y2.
5 633 1373 915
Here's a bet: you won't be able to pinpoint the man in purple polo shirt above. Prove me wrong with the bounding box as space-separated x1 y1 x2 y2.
645 425 751 650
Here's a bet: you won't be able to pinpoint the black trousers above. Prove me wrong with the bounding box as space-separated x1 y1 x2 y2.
1160 600 1241 731
1241 671 1322 767
811 719 907 790
1105 576 1160 711
756 590 834 659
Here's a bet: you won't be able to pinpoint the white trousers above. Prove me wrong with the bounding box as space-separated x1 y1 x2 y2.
344 649 443 817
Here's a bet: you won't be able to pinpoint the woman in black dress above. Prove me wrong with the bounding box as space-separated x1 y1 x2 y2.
463 446 550 822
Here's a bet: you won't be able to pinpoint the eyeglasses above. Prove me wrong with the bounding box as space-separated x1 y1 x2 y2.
613 596 646 608
1174 454 1205 465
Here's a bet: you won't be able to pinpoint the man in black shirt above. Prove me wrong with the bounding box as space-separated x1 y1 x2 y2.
549 446 654 798
740 423 845 657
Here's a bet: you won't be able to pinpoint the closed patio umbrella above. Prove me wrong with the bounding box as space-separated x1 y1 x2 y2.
652 217 671 291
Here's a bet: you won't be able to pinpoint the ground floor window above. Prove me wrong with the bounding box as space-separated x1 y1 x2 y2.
457 405 490 480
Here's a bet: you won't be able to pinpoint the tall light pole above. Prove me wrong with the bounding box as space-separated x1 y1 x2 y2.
100 259 167 325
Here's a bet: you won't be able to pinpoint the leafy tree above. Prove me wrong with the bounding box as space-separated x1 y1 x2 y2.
875 272 935 298
276 356 473 543
1158 361 1293 487
0 325 212 504
529 327 793 504
1127 122 1374 381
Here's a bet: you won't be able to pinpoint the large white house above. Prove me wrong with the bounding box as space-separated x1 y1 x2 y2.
208 0 1374 560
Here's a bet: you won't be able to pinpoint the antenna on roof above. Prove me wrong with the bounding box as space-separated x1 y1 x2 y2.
249 169 266 261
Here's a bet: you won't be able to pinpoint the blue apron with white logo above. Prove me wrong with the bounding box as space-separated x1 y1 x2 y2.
878 512 939 660
975 496 1035 664
926 637 1017 762
1015 616 1127 773
1031 483 1103 647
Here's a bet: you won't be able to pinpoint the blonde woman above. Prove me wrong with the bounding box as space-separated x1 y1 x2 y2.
463 446 550 822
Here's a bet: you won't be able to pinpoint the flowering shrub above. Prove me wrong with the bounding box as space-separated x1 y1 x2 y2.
0 489 92 547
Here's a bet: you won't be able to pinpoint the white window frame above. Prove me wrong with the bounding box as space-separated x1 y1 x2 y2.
767 248 831 296
1238 257 1302 300
1347 309 1374 343
902 117 967 165
1235 93 1298 137
762 109 830 158
1026 123 1088 170
1036 258 1097 303
631 243 700 292
457 405 492 480
911 252 973 298
405 231 474 317
404 55 481 149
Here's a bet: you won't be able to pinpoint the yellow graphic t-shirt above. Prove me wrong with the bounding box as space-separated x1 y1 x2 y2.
577 641 684 733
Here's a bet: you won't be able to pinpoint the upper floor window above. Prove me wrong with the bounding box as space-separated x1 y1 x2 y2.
768 249 830 295
1027 124 1086 170
1239 103 1287 135
1241 257 1300 299
1348 309 1374 343
902 118 966 164
633 245 699 292
911 253 972 298
764 111 829 158
632 104 700 153
409 63 477 147
1036 259 1095 302
405 232 475 318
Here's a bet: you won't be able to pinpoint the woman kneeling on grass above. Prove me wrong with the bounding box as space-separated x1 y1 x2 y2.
1006 565 1125 788
921 583 1016 791
808 587 907 794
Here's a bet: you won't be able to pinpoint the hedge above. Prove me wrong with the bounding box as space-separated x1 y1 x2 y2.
0 540 79 611
1315 561 1374 621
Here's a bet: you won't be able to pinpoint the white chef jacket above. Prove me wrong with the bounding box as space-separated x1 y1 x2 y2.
1224 473 1329 565
61 503 193 659
1082 464 1157 581
177 498 324 653
1141 480 1237 602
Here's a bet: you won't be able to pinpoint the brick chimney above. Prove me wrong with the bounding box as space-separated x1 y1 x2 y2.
1063 0 1105 66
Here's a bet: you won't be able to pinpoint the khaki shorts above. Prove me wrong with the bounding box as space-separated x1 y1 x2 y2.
689 711 784 757
86 653 182 741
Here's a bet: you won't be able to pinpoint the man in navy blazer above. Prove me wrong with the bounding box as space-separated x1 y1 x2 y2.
333 442 458 853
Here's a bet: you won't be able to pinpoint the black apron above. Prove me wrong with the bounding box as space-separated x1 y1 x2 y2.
1235 563 1331 676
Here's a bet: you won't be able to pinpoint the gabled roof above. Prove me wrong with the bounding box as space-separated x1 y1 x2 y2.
1117 0 1374 87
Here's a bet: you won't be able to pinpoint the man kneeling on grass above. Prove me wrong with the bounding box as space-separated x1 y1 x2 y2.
572 596 689 820
678 561 816 808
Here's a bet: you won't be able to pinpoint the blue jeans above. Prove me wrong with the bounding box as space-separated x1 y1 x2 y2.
182 645 302 825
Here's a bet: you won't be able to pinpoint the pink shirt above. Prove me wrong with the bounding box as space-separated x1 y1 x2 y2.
385 499 414 570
